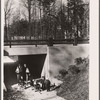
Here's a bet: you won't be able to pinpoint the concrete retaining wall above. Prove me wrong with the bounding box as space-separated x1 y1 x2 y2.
48 44 89 77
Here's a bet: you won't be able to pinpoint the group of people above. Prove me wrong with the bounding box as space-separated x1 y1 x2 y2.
32 76 51 92
15 64 51 92
15 63 30 86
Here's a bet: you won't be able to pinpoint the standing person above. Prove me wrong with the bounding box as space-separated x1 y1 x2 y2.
26 66 30 84
44 79 51 91
15 64 21 85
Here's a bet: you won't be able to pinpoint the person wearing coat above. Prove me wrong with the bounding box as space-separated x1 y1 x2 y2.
26 67 30 81
15 64 22 85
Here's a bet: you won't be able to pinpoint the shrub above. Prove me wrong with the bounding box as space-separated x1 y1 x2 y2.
59 69 68 77
68 65 80 74
75 57 83 65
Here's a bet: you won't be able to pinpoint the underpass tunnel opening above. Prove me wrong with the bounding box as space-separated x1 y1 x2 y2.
18 54 47 79
4 54 47 89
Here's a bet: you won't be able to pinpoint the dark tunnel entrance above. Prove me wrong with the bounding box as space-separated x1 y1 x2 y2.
18 54 46 79
4 54 47 89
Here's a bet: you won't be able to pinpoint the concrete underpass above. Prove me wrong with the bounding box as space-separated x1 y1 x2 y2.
4 44 89 89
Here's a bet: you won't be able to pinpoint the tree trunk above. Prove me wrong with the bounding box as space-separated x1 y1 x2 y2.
5 13 7 40
40 3 42 39
28 0 31 39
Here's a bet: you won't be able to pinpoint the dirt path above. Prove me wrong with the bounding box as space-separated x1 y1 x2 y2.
4 84 65 100
24 88 65 100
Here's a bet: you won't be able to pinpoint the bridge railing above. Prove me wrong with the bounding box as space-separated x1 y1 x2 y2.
4 37 89 47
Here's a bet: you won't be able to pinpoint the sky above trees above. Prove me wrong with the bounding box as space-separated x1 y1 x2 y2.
4 0 89 40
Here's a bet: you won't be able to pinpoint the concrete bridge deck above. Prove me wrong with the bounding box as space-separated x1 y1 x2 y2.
4 45 47 56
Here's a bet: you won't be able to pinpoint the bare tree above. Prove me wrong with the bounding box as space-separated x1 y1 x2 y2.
4 0 14 40
20 0 36 39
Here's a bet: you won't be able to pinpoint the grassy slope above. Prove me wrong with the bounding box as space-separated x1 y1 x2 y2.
57 58 89 100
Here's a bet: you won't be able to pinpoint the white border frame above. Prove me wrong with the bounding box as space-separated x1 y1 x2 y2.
1 0 99 100
90 0 99 100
